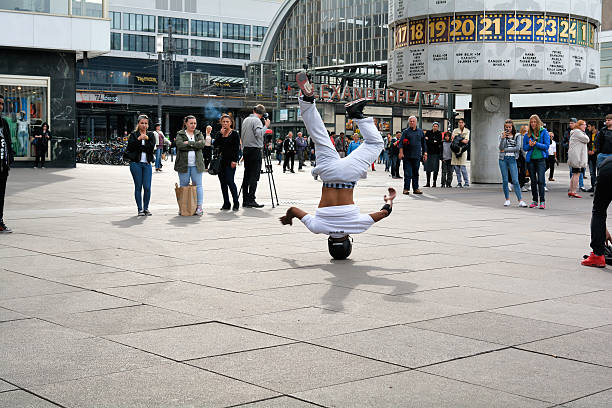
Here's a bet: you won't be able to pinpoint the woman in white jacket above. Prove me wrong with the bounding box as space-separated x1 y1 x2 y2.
567 120 590 198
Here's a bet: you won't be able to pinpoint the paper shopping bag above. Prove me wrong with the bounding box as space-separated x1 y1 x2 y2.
175 183 197 216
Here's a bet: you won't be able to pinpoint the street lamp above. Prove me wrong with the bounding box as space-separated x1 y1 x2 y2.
156 34 164 128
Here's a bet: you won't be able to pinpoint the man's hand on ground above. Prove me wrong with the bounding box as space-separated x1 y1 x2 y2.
279 208 294 225
384 187 396 205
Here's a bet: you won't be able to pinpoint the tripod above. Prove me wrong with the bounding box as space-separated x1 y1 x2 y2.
238 145 279 208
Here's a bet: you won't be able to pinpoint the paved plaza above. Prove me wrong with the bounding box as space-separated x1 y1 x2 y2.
1 161 611 407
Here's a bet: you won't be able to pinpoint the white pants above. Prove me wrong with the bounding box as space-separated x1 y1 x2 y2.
299 98 384 183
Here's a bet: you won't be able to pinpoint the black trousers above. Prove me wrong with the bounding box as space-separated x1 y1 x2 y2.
241 147 262 203
203 146 212 169
218 165 238 206
547 156 556 180
297 150 305 169
518 155 527 187
591 159 612 256
35 148 46 167
284 151 295 171
0 169 7 221
441 159 453 186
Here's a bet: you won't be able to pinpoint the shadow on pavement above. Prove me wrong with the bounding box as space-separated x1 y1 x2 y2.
111 216 146 228
166 215 202 227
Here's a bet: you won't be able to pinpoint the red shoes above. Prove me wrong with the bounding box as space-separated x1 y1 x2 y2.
582 252 606 268
568 192 582 198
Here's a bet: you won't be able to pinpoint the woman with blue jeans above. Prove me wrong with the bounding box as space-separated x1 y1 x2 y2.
523 114 551 209
126 115 155 216
499 119 527 207
214 114 241 211
174 115 206 216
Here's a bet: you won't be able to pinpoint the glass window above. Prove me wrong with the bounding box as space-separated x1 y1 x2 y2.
110 11 121 29
163 37 189 55
0 75 49 160
191 20 220 38
158 16 189 35
71 0 103 18
123 13 155 32
222 42 250 59
123 34 155 52
253 26 267 42
223 23 251 41
191 40 220 57
110 32 121 50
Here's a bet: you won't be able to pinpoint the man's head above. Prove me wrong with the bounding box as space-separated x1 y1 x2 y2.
340 132 345 137
432 122 439 131
297 132 303 138
458 118 465 130
154 123 161 131
395 130 401 138
328 236 352 260
408 116 417 130
330 131 336 137
206 125 212 133
606 114 612 129
287 131 293 139
253 104 266 118
0 95 4 112
569 117 577 130
353 133 360 141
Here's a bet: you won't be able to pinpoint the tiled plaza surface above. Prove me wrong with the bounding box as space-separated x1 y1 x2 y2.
1 160 611 407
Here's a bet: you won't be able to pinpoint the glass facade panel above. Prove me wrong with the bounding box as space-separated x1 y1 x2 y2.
191 20 220 38
602 42 612 86
158 16 189 35
222 42 250 59
0 0 111 16
123 13 155 32
0 79 49 160
110 11 121 29
191 39 220 57
123 34 155 52
253 25 267 42
71 0 103 17
272 0 388 70
164 37 189 55
110 32 121 50
223 23 251 41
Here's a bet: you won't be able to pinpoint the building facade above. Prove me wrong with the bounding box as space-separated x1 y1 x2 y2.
76 0 282 143
0 1 110 167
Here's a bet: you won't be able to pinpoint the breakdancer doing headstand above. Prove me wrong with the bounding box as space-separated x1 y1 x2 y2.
280 71 396 260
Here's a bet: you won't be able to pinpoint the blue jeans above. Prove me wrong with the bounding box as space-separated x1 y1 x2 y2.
403 158 420 190
528 158 546 202
129 162 152 211
597 153 611 170
499 156 522 201
454 165 469 186
382 150 390 170
218 165 238 206
178 166 203 206
18 131 29 156
155 149 162 169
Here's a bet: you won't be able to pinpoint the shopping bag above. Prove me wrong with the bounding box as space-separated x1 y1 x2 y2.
175 183 197 216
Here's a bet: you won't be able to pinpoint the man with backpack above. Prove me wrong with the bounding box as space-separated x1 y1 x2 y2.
451 118 470 187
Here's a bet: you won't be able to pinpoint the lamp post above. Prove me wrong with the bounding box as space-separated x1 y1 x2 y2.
156 34 163 128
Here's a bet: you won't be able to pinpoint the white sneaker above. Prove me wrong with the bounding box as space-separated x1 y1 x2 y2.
544 186 549 192
521 186 528 192
504 200 511 207
509 185 513 192
519 201 527 207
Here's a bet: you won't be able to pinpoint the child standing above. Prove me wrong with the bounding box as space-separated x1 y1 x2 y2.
441 132 453 187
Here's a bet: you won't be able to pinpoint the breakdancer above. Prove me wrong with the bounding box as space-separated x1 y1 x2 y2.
280 71 395 260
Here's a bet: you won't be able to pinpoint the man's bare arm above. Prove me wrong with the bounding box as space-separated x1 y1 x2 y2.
369 187 396 223
279 206 308 225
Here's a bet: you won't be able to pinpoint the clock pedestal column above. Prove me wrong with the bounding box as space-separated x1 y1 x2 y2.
470 88 510 184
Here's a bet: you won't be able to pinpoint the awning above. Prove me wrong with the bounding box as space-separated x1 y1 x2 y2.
209 76 245 85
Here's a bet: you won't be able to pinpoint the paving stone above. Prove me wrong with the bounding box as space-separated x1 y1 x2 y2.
495 300 612 328
0 247 36 258
422 348 612 404
1 320 166 387
189 343 403 394
0 390 61 408
0 270 80 300
564 389 612 408
0 379 17 393
402 286 540 310
0 307 28 323
294 370 550 408
103 281 303 319
239 396 320 407
410 311 581 345
520 329 612 367
227 307 391 340
313 325 501 368
107 322 293 361
557 291 612 309
47 270 169 290
0 290 138 317
45 305 203 336
32 363 277 408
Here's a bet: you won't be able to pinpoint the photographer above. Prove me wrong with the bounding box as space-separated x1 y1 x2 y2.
240 104 269 208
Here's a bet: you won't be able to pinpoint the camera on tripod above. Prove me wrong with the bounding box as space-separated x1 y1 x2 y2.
261 112 269 126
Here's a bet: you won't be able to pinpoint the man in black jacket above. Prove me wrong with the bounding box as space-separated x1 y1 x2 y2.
0 95 15 233
596 114 612 170
424 122 442 187
283 132 296 173
582 155 612 268
398 116 427 194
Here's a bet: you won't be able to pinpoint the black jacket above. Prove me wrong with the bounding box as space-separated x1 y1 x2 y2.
425 130 443 155
283 138 296 153
596 127 612 155
213 130 240 167
0 117 14 173
126 131 156 163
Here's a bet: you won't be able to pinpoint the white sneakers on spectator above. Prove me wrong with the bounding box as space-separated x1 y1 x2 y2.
519 201 527 207
504 200 511 207
544 186 549 192
509 185 513 192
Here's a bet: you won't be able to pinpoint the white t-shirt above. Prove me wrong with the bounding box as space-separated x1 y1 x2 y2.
548 140 556 156
186 132 196 166
301 204 375 238
140 139 147 163
205 133 212 147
